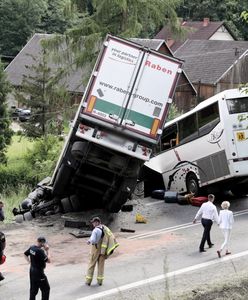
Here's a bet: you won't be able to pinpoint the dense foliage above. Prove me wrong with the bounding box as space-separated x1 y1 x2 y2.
0 134 63 193
0 60 13 164
0 0 79 57
1 0 248 60
177 0 248 40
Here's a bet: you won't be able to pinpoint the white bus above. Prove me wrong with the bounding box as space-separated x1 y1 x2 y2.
143 88 248 196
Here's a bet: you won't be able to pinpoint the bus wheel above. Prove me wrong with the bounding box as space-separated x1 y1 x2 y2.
186 173 199 196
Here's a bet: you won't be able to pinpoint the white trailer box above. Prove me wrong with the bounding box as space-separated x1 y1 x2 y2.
75 35 183 160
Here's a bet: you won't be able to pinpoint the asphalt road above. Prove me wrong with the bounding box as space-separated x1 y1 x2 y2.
1 195 248 300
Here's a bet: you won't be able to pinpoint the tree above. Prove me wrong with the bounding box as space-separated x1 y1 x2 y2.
38 0 79 34
0 0 47 57
15 50 70 138
0 0 79 58
0 60 13 164
45 0 182 71
167 103 182 121
176 0 248 40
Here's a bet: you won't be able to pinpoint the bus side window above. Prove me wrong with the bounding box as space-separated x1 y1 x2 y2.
198 103 220 137
161 124 178 150
178 113 197 145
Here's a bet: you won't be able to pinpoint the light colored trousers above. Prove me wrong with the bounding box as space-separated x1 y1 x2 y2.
85 245 105 284
220 228 231 251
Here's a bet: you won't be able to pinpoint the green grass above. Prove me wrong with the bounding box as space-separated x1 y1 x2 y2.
6 135 34 169
1 135 36 222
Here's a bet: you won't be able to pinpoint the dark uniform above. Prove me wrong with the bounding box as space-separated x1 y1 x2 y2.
0 231 6 281
24 245 50 300
0 206 4 222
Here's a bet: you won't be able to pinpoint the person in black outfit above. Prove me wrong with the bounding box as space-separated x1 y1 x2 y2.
0 231 6 281
0 201 5 222
24 236 51 300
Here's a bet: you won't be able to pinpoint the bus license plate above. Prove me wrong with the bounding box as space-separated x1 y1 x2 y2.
236 132 245 141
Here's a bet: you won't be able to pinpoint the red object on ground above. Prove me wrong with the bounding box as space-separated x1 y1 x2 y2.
0 255 6 265
190 197 208 207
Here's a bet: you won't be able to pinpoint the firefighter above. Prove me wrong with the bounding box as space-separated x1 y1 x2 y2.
85 217 119 286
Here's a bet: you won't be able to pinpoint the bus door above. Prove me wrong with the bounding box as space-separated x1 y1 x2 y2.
226 97 248 158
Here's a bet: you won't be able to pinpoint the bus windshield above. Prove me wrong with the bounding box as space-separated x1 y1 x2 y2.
226 97 248 114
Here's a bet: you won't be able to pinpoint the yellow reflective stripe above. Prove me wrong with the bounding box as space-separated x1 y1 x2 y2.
85 276 92 279
97 276 104 280
106 243 119 256
101 244 107 248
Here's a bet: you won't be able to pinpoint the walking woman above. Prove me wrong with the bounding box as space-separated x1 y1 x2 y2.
217 201 234 258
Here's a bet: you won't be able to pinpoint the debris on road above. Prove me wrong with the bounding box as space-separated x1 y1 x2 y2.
120 228 135 233
121 204 133 212
69 230 92 238
64 220 90 230
135 213 147 223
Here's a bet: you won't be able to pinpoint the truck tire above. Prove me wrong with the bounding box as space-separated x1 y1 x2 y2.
70 194 81 211
52 164 74 196
71 141 88 160
61 197 73 213
125 160 142 177
151 189 165 200
164 191 178 203
106 178 136 213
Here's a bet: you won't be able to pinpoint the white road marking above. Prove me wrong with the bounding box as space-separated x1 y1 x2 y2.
128 209 248 240
76 249 248 300
145 200 164 206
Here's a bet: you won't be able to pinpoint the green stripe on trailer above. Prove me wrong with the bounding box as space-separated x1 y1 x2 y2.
94 98 154 129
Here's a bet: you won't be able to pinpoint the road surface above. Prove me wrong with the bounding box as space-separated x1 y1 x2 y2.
1 195 248 300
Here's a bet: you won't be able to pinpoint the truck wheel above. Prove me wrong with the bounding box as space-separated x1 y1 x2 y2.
125 160 142 177
52 164 74 196
186 173 199 196
70 194 81 211
71 141 88 160
61 197 73 213
106 178 136 213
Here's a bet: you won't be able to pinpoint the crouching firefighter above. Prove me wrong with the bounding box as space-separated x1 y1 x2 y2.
85 217 119 286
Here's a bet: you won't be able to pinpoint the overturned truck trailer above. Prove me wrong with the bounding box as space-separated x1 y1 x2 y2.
14 34 182 219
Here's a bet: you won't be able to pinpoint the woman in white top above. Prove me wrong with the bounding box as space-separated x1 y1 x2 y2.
217 201 234 258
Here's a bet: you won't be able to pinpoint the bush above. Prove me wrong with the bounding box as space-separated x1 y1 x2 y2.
0 184 30 222
24 135 63 180
0 134 63 193
0 164 36 193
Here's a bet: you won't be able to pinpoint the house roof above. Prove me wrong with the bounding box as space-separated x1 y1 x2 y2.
130 38 174 55
155 19 236 52
174 40 248 85
5 33 85 93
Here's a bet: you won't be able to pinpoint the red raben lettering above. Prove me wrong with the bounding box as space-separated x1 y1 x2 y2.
145 60 172 75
